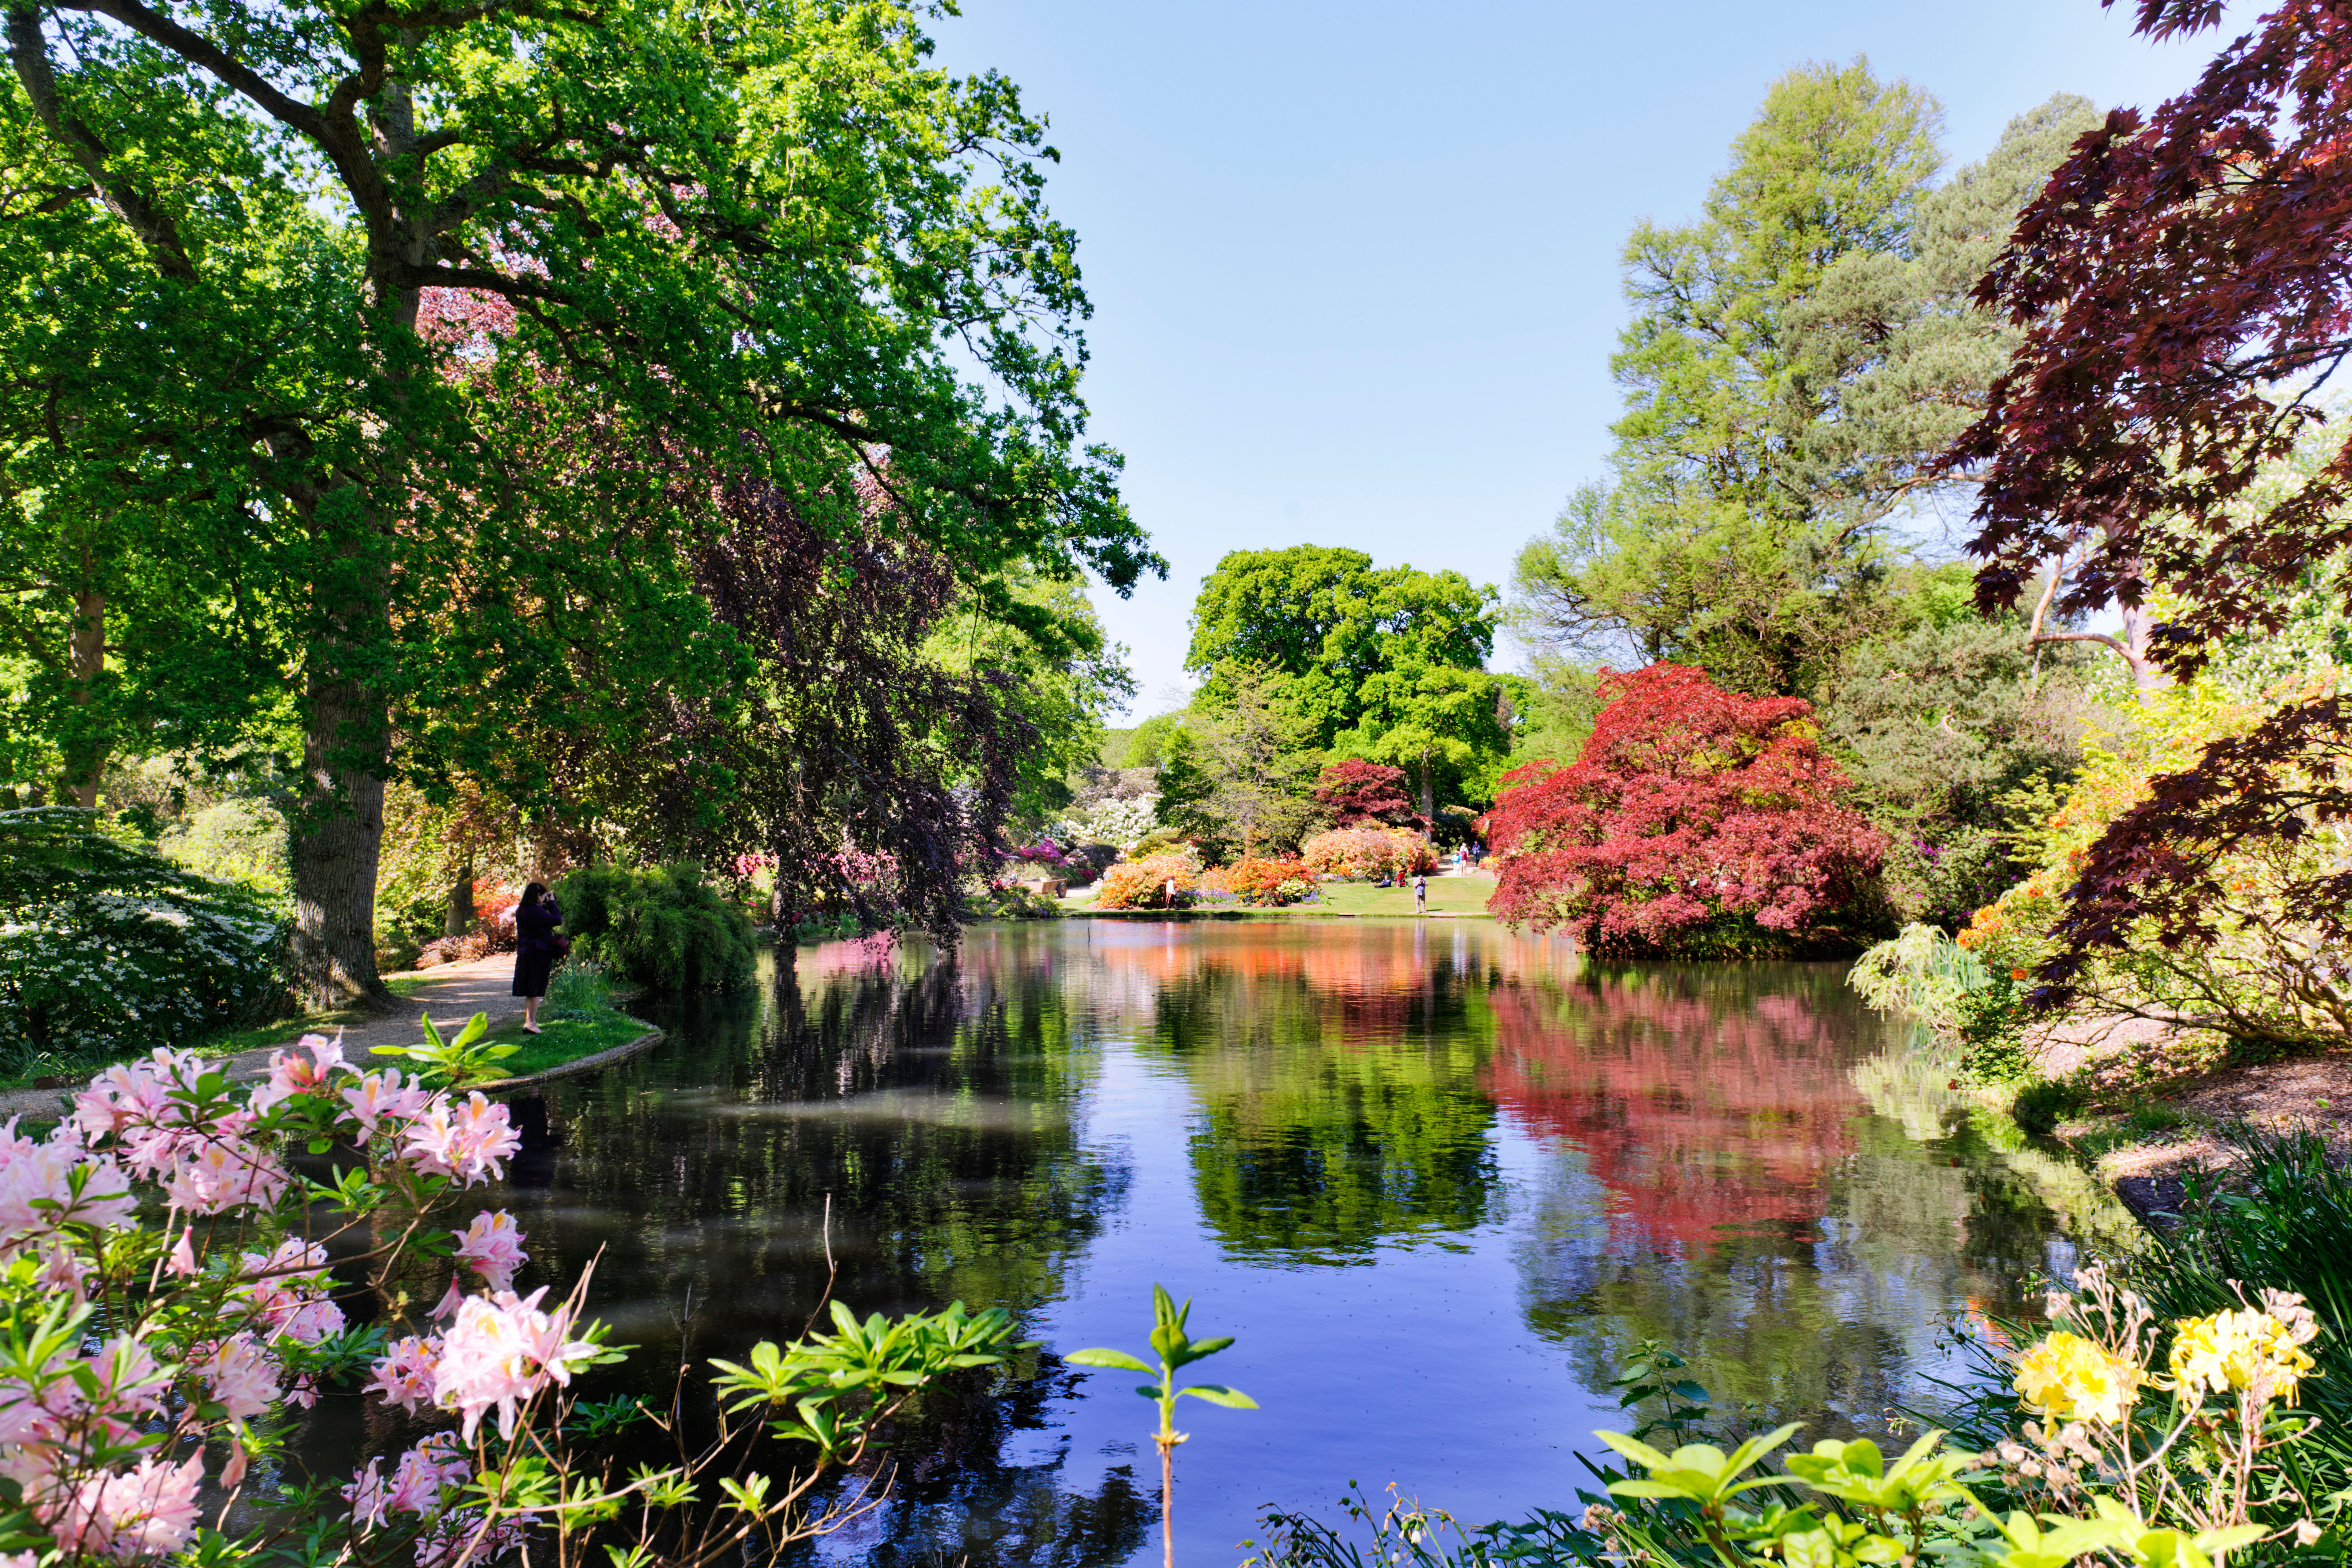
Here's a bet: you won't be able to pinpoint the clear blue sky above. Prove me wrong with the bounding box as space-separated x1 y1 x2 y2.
928 0 2250 719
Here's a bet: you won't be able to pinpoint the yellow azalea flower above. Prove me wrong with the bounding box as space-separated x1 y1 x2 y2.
2012 1332 2142 1424
2168 1308 2317 1405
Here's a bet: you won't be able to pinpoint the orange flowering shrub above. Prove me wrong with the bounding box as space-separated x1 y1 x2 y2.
1222 856 1314 906
1095 853 1199 910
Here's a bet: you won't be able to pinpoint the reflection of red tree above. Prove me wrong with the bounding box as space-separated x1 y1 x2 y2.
1483 978 1866 1254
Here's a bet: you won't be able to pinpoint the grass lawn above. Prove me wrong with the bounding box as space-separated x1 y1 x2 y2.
371 1008 658 1083
1293 877 1496 917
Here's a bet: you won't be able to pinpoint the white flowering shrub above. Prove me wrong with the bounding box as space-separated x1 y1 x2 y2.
1051 794 1159 852
0 810 288 1075
0 1023 1026 1567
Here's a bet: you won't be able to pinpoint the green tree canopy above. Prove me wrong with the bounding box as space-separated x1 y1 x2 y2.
1183 544 1505 815
1514 58 1944 698
1186 546 1497 744
3 0 1156 1002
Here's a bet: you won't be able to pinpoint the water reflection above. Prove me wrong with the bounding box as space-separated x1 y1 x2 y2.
296 920 2123 1566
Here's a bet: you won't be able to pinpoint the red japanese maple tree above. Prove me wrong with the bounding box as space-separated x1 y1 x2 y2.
1313 758 1430 830
1945 0 2352 995
1484 665 1887 956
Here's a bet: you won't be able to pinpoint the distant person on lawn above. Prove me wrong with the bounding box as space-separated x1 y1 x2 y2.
513 882 565 1034
1412 872 1427 915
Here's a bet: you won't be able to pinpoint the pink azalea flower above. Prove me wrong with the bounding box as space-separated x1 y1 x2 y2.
401 1093 521 1186
165 1227 197 1278
40 1455 202 1562
252 1033 347 1111
433 1287 596 1439
413 1512 522 1568
0 1120 136 1253
453 1211 528 1292
364 1334 444 1415
85 1335 170 1419
38 1239 93 1300
340 1069 433 1141
344 1432 470 1529
70 1051 196 1139
160 1136 287 1215
193 1333 280 1420
237 1239 346 1344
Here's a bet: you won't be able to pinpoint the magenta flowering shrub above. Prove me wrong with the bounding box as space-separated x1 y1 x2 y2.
0 1027 1025 1567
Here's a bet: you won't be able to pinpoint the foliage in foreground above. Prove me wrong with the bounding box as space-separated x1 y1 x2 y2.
552 864 758 993
1486 665 1887 956
0 1023 1027 1566
1253 1270 2339 1567
0 808 287 1076
1071 1284 1256 1568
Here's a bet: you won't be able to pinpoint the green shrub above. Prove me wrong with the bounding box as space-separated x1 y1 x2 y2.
553 864 756 992
1953 970 2036 1084
542 957 616 1018
0 807 290 1075
1848 922 1991 1032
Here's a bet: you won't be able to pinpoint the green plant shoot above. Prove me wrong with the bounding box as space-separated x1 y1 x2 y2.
378 1010 519 1087
1070 1284 1257 1568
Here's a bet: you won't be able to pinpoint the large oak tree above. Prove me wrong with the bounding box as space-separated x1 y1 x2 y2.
3 0 1155 1004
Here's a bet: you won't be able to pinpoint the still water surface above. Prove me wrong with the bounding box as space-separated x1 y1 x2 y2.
352 920 2128 1564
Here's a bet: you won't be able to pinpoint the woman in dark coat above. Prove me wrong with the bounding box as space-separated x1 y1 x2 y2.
513 882 564 1034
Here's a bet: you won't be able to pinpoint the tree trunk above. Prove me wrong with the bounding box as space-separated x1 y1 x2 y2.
1418 751 1435 828
64 587 106 808
2120 599 2166 702
290 673 392 1011
444 865 475 937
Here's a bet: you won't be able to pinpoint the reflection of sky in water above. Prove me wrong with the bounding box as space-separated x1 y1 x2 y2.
297 921 2119 1567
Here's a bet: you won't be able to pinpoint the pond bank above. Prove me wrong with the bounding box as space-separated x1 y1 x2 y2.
0 954 651 1121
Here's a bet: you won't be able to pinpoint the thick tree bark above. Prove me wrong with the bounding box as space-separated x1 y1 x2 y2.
444 866 475 937
1418 750 1435 828
290 672 390 1010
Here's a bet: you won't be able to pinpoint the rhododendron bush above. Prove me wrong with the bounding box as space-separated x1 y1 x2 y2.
1094 854 1199 910
1214 857 1314 907
0 1020 1022 1566
1484 664 1887 956
1300 826 1432 881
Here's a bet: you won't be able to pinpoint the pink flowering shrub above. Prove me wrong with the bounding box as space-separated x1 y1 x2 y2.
0 1020 1028 1567
1300 826 1434 881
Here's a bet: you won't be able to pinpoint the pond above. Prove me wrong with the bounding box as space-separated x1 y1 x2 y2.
311 919 2130 1565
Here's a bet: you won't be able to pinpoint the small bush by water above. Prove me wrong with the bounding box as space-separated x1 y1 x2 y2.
553 863 756 992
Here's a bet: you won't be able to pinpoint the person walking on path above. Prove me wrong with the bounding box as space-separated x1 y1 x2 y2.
1412 871 1428 916
513 882 565 1033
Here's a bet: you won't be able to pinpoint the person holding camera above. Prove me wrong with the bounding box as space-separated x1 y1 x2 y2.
513 882 567 1034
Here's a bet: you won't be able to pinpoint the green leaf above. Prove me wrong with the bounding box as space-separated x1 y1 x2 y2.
1067 1348 1154 1375
1178 1384 1257 1409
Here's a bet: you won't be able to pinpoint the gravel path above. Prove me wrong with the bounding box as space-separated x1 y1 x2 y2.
0 953 529 1124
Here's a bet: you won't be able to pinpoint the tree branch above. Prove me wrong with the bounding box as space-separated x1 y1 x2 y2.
5 5 196 278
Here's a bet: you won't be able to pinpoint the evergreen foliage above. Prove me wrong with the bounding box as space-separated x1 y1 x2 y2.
1514 60 1944 699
